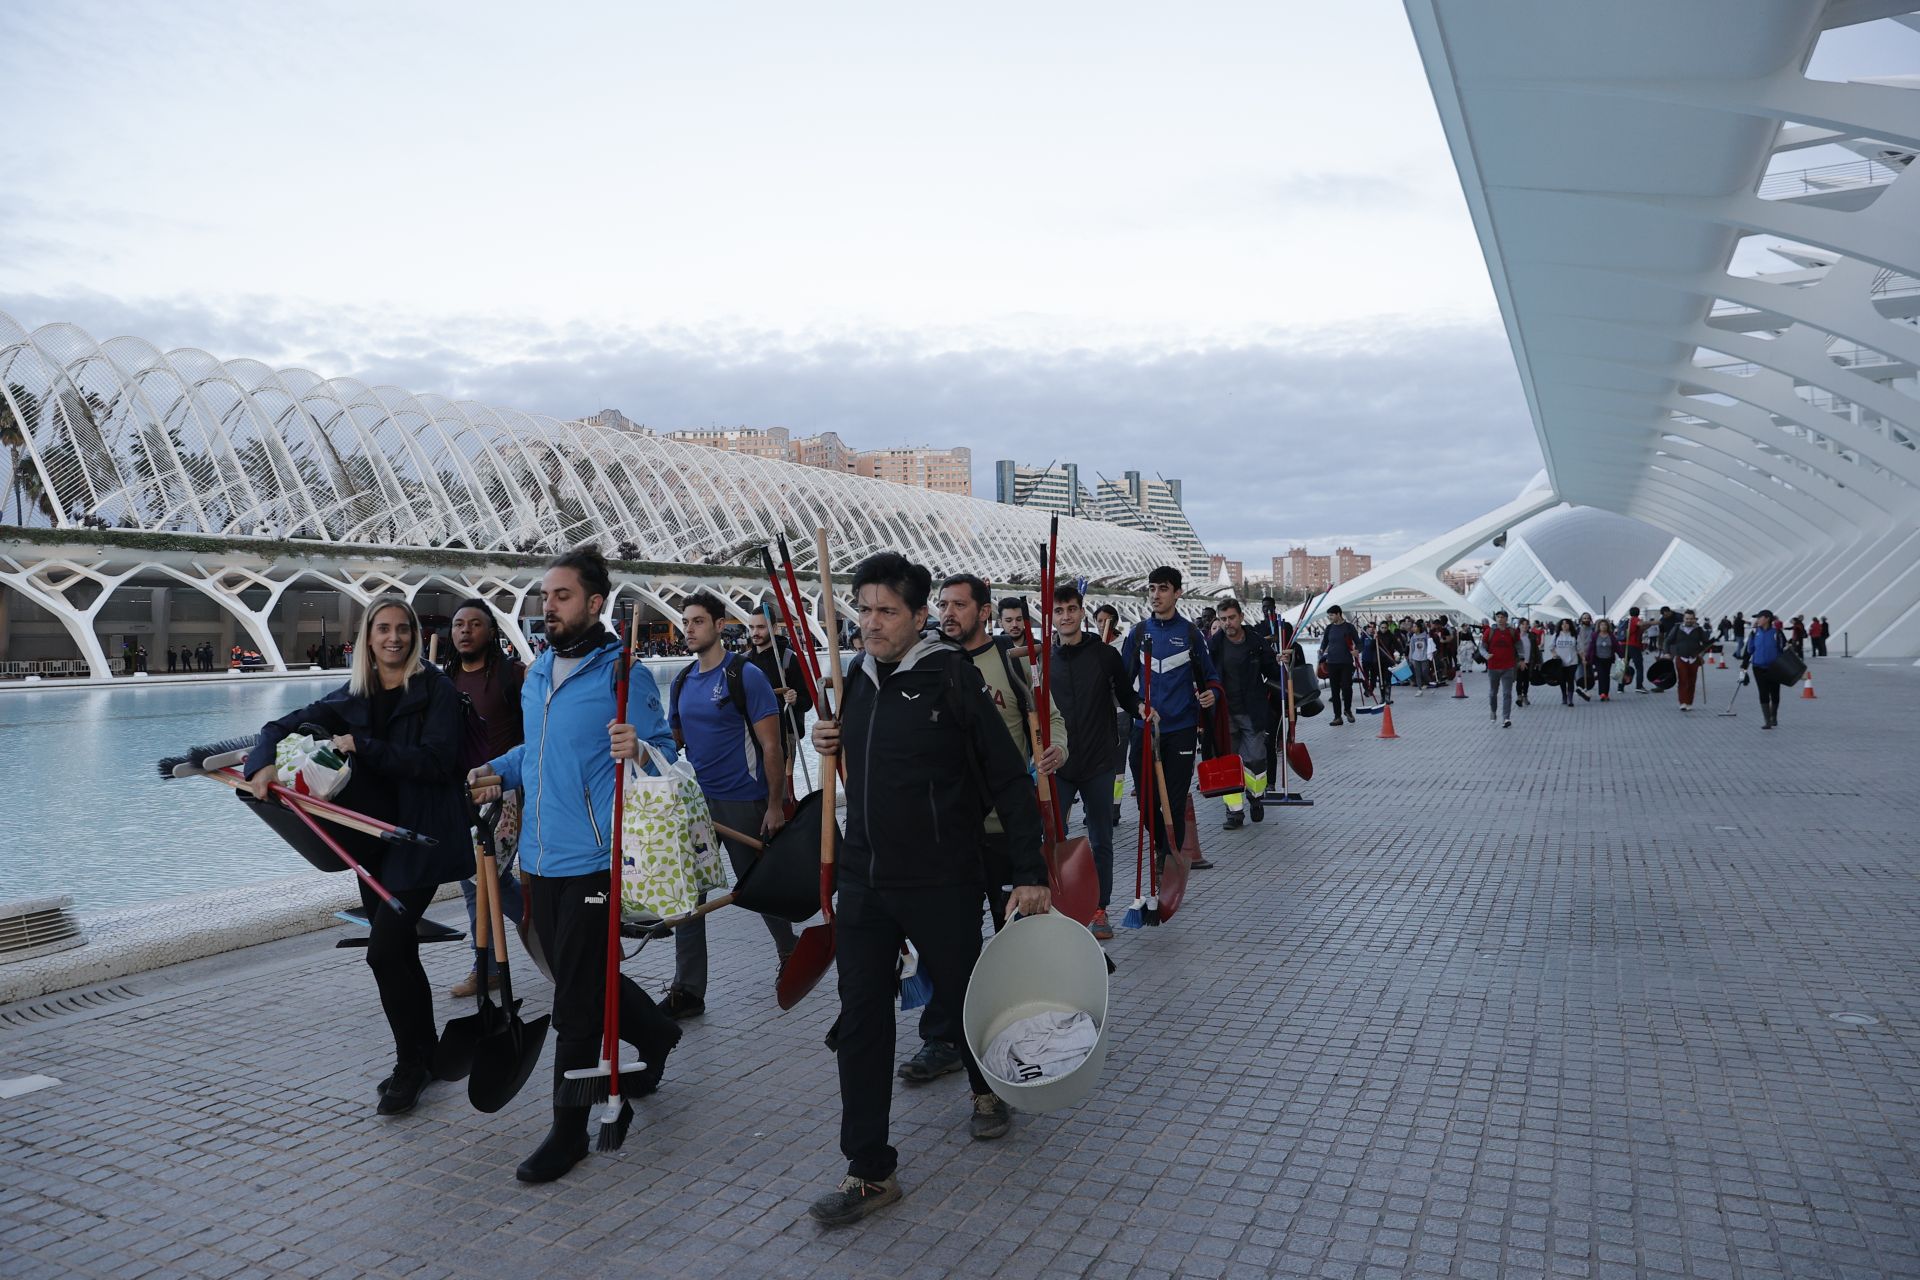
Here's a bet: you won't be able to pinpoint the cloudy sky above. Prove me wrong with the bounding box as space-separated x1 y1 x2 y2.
0 4 1903 568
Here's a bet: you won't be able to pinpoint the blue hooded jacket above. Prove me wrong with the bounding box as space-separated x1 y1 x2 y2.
488 638 677 880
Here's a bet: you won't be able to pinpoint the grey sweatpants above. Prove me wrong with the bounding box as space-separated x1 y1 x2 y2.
1487 668 1516 720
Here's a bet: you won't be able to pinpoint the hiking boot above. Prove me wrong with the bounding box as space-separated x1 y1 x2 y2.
808 1173 902 1226
377 1064 431 1115
449 968 501 999
1249 796 1265 823
515 1110 590 1183
660 989 705 1020
1089 909 1114 941
899 1040 964 1083
1222 811 1244 831
969 1092 1012 1140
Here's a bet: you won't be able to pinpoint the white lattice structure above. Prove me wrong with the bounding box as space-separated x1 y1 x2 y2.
1325 2 1920 657
0 313 1177 583
0 316 1182 677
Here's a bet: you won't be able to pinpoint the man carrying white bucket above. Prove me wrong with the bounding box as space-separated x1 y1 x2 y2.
809 551 1051 1227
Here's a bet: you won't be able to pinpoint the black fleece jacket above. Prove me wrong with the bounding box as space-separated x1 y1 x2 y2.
837 636 1045 891
1050 633 1137 782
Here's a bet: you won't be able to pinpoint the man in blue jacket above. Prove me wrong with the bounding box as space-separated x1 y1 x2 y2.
1121 566 1223 873
470 545 682 1184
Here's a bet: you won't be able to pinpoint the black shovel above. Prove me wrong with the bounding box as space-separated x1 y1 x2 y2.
432 824 505 1082
469 813 549 1113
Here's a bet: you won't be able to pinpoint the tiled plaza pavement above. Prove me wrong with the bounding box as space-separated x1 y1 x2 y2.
3 657 1918 1280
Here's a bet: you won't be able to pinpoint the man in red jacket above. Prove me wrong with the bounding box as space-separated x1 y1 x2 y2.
1484 611 1519 728
1622 607 1647 692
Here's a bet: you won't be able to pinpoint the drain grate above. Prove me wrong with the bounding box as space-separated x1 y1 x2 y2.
0 983 142 1031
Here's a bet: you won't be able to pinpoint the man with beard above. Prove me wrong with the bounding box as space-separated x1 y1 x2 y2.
997 597 1030 647
744 609 812 800
469 546 682 1184
447 599 526 998
1049 581 1142 939
892 572 1065 1085
807 552 1049 1226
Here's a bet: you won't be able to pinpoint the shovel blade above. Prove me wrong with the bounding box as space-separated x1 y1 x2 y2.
469 1013 551 1113
1286 740 1313 781
1046 837 1100 927
433 996 516 1081
776 924 835 1010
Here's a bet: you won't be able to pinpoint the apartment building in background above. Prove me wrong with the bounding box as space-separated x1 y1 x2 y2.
1275 544 1375 592
621 420 972 495
1207 555 1244 588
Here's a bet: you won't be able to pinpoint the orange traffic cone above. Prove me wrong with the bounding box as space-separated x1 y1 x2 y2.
1452 671 1467 698
1801 669 1816 699
1377 702 1399 739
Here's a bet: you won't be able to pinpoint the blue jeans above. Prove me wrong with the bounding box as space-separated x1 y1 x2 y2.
460 866 523 935
1054 771 1118 909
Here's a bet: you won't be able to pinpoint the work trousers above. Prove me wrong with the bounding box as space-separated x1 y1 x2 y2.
1055 772 1118 908
1221 713 1268 813
1487 668 1516 720
1675 658 1700 706
1325 663 1355 719
674 798 798 998
358 878 440 1069
837 876 991 1181
1130 724 1197 859
523 870 680 1102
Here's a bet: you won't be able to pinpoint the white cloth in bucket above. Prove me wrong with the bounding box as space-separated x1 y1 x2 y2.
984 1009 1099 1084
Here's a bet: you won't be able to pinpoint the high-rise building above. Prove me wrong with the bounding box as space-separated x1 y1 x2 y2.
663 426 792 460
1333 546 1373 584
856 446 972 496
1092 471 1207 582
995 461 1088 516
1275 548 1333 593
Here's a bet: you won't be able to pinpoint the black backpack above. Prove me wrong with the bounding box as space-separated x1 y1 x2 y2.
669 652 755 748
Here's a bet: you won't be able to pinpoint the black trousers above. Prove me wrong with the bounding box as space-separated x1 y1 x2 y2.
358 878 439 1070
524 870 680 1103
915 832 1004 1047
1754 669 1784 719
837 876 991 1181
1129 723 1196 858
1325 664 1354 719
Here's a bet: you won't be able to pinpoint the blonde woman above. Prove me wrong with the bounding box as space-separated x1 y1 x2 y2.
245 596 473 1115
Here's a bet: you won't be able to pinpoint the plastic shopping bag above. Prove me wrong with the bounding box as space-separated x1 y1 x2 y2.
272 733 352 799
618 750 725 919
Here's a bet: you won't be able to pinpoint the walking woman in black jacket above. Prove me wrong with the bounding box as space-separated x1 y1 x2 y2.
244 596 473 1114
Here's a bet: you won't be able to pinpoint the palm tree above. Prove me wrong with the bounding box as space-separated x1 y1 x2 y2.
2 381 43 526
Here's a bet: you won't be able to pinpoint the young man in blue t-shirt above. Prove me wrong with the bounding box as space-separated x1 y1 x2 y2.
664 591 792 1018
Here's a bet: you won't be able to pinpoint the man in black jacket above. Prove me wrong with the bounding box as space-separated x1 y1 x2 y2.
809 552 1050 1228
1208 598 1285 830
1049 581 1143 941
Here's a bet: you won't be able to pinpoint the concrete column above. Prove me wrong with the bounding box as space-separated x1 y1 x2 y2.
0 587 10 664
152 587 172 663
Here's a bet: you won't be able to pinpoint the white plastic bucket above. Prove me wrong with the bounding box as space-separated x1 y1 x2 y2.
962 911 1110 1114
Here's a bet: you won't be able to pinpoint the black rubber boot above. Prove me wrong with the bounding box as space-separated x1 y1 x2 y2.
515 1109 590 1183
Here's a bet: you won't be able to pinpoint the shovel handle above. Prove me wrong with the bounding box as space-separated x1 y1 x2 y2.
471 834 492 956
712 822 764 851
816 527 842 924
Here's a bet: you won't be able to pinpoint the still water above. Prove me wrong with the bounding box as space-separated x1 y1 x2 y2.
0 662 826 914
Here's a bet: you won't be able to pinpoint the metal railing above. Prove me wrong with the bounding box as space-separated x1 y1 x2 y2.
1758 156 1907 201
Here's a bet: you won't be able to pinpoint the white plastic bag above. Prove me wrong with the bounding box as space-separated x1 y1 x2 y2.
272 733 353 799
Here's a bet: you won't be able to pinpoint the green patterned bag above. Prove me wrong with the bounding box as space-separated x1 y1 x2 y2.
619 750 725 919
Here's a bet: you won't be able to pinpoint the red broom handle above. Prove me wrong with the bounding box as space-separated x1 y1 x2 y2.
761 545 821 706
778 535 825 690
1141 633 1158 897
605 612 636 1097
281 791 409 915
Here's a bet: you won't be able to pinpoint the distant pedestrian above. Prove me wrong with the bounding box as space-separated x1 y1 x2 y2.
1670 609 1709 711
1484 611 1519 728
1739 608 1789 729
1548 619 1579 706
1814 616 1831 657
1318 605 1360 725
1622 607 1647 691
1587 619 1617 702
1407 627 1433 694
